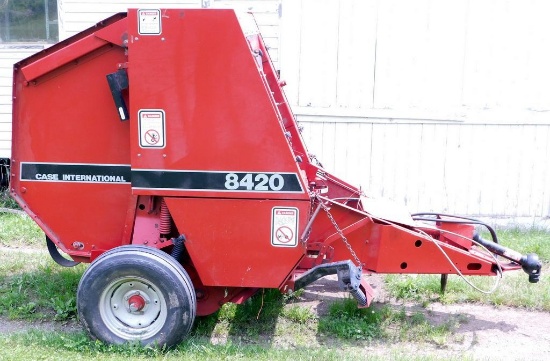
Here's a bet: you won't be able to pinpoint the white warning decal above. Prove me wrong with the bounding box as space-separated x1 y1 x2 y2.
271 207 299 247
138 9 161 35
138 109 165 148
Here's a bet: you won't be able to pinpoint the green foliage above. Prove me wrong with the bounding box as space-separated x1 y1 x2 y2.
317 298 457 344
496 228 550 262
0 330 365 361
194 289 287 339
281 305 316 323
385 263 550 311
0 213 45 247
282 288 304 302
0 190 20 209
0 254 84 320
3 0 58 42
9 0 46 14
50 296 77 321
318 298 385 340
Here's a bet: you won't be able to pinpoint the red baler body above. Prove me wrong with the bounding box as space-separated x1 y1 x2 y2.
10 9 537 340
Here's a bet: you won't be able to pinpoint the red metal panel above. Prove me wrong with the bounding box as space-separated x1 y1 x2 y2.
11 30 131 258
363 223 499 275
19 15 127 82
165 197 309 288
126 9 308 200
21 34 108 81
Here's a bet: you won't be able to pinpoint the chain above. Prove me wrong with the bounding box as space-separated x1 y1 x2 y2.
316 195 363 270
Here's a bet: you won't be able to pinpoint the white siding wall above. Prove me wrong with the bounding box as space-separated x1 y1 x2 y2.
0 45 46 158
299 120 550 217
210 0 281 66
281 0 550 217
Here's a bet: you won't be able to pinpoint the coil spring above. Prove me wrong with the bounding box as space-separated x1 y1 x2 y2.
159 199 172 235
349 287 367 307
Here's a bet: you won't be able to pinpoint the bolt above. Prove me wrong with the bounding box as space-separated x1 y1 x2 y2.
113 304 118 309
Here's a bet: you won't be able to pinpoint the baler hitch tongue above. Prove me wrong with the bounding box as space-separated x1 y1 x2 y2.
294 261 370 307
473 233 542 283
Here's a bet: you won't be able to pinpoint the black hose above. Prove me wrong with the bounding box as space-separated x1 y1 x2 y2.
170 234 186 262
411 212 499 244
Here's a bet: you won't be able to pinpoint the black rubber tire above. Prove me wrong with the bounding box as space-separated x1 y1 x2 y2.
77 245 196 348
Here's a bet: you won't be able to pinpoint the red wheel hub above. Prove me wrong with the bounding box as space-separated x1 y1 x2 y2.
128 294 146 312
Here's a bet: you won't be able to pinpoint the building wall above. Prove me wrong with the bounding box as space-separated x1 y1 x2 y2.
280 0 550 217
0 45 46 158
299 120 550 217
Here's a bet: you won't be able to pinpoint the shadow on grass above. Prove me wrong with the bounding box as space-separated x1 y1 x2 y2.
194 288 285 344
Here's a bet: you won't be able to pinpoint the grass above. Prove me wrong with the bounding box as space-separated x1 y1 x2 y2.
0 190 44 248
0 251 84 320
0 190 19 210
385 266 550 310
496 228 550 262
0 251 457 346
385 227 550 309
0 330 475 361
0 213 44 247
317 298 461 345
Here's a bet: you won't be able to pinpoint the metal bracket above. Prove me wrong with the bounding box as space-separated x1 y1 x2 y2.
46 236 80 267
106 69 129 121
294 260 368 306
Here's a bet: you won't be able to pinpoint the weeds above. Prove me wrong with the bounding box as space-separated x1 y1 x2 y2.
0 254 84 320
318 298 385 340
282 305 315 323
0 189 19 210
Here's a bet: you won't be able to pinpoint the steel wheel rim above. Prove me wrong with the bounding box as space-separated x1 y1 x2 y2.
99 276 167 340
